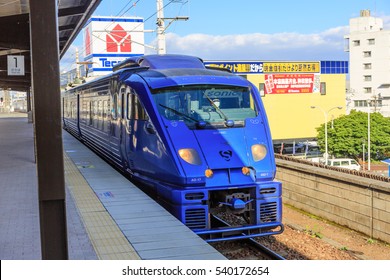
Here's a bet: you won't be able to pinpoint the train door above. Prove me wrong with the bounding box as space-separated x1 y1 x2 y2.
120 86 132 169
77 94 82 137
125 87 157 175
109 87 124 167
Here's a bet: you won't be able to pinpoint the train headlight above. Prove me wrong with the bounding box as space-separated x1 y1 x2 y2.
251 144 267 161
178 149 202 165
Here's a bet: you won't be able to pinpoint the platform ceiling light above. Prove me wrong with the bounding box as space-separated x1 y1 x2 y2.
178 148 201 165
251 144 267 162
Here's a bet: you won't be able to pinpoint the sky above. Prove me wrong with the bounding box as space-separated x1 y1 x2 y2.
60 0 390 72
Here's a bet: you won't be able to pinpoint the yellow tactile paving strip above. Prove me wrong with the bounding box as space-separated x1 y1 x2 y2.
64 153 141 260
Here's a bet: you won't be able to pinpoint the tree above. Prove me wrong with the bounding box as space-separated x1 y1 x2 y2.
315 110 390 161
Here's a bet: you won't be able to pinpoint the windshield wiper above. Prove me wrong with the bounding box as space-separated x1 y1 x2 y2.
159 104 199 123
204 93 234 127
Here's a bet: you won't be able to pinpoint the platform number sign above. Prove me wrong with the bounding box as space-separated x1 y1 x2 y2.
7 55 25 76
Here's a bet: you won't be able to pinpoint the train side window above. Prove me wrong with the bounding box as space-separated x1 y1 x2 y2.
112 94 118 120
89 101 92 125
121 91 125 119
71 101 76 119
103 100 107 119
68 101 71 118
103 100 109 132
98 100 103 119
134 94 148 120
117 92 122 119
98 100 103 129
81 101 87 124
64 101 68 117
106 99 110 120
126 92 134 120
93 100 98 128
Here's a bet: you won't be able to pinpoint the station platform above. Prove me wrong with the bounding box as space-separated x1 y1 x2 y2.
0 113 226 260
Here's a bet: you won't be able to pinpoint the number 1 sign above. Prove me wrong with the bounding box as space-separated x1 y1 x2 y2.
7 55 25 76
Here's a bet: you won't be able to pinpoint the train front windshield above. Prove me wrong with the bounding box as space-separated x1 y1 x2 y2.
152 85 258 127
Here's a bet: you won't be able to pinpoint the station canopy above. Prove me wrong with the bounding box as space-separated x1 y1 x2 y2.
0 0 101 91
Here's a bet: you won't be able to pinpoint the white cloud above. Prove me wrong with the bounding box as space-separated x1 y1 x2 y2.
165 26 350 61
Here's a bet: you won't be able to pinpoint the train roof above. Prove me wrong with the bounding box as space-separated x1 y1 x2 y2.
66 55 250 92
112 54 249 89
113 54 205 72
138 68 249 90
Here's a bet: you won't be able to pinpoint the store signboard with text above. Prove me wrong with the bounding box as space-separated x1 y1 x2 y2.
83 16 144 76
264 74 320 94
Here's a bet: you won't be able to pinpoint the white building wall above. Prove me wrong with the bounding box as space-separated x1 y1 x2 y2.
345 10 390 117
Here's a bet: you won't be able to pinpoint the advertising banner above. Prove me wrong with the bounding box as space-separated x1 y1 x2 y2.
263 62 320 73
204 61 320 74
264 74 320 94
204 62 263 74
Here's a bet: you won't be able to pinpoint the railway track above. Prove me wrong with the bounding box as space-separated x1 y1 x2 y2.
246 238 285 260
211 238 285 260
209 215 285 260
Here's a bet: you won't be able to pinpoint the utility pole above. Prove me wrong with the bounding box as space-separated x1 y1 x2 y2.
368 100 371 171
156 0 189 54
75 48 80 79
156 0 166 54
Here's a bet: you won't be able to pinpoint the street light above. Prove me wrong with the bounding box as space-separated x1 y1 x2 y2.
367 99 371 171
367 94 381 171
311 106 343 164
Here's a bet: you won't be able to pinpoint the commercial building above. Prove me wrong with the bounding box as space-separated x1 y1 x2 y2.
344 10 390 117
204 61 348 141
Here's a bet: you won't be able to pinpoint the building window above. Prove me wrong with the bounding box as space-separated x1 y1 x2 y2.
367 38 375 45
259 83 265 97
353 40 360 46
364 75 372 81
354 100 368 107
363 51 372 57
363 87 372 94
363 63 372 70
320 82 326 95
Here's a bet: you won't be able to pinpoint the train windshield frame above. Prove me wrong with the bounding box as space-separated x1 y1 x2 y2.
151 84 258 128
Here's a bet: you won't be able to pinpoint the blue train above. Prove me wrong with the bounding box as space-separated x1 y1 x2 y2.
63 54 283 242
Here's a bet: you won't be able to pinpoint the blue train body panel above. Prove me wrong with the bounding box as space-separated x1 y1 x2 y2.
62 54 283 241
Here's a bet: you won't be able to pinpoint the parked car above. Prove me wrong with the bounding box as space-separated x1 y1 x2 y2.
305 145 323 158
326 158 361 171
273 143 305 155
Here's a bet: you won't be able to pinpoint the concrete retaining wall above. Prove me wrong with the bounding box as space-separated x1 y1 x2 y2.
276 158 390 244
